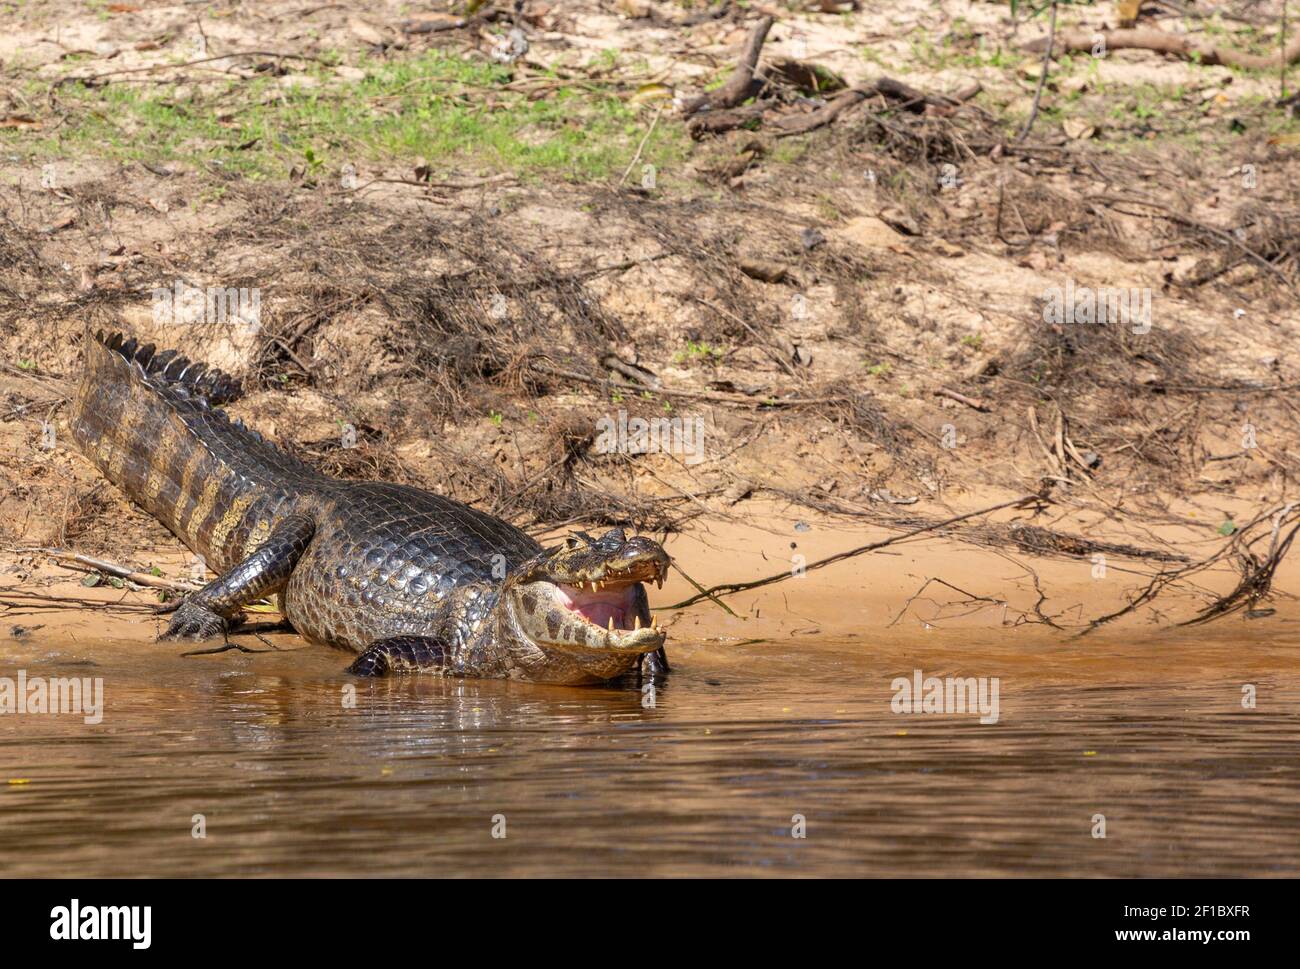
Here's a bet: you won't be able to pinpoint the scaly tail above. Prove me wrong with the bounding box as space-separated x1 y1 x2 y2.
69 330 320 572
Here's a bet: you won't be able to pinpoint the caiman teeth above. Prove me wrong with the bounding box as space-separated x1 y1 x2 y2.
607 617 615 631
634 615 642 630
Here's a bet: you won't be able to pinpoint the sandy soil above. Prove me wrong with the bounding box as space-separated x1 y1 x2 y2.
3 1 1299 644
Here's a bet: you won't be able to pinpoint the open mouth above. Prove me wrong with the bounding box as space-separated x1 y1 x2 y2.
513 530 671 653
556 581 656 633
553 555 668 645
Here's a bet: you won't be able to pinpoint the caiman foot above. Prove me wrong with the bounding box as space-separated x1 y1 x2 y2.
348 637 449 677
640 646 670 682
158 599 231 642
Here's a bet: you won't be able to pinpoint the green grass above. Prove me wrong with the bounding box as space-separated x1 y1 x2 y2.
673 340 726 366
4 49 688 182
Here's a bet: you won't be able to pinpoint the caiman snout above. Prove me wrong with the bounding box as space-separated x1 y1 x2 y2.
537 528 670 588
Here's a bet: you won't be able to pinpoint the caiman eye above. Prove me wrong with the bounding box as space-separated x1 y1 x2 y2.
565 536 580 550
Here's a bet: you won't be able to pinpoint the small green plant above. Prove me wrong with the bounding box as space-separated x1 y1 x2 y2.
488 410 504 427
867 361 892 378
589 48 619 72
674 340 725 365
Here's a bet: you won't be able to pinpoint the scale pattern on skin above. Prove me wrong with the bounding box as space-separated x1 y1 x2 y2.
70 331 670 684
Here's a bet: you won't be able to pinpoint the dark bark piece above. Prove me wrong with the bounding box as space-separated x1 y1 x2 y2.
772 86 868 135
767 56 847 94
772 75 980 136
687 103 766 139
680 16 774 116
738 260 789 283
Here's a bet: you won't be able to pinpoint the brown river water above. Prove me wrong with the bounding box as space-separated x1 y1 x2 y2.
2 621 1299 877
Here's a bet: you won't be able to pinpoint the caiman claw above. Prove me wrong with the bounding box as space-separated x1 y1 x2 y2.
158 599 230 642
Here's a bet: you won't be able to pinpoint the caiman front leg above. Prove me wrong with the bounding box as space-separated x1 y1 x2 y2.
160 514 316 641
348 637 449 677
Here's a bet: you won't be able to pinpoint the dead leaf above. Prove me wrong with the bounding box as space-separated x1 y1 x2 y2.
616 0 652 17
723 482 754 506
1062 118 1095 140
0 115 41 130
1116 0 1141 27
739 259 789 283
629 82 673 106
1019 59 1044 81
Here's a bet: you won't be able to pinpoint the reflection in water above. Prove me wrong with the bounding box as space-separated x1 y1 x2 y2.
1 626 1299 876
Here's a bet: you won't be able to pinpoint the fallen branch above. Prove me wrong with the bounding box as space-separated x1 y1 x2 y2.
1004 523 1189 563
1026 405 1063 476
772 87 868 135
688 103 766 138
873 76 968 113
680 16 773 116
1017 1 1057 142
1076 502 1300 636
757 484 1186 564
1090 193 1297 293
1025 26 1300 72
400 16 470 34
0 589 160 614
662 494 1042 609
617 103 664 186
887 577 1005 628
933 386 990 412
1179 503 1300 626
771 75 979 137
52 51 322 89
600 353 660 389
527 362 843 407
17 547 200 593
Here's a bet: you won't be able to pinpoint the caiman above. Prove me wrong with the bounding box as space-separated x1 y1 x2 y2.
68 330 671 685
